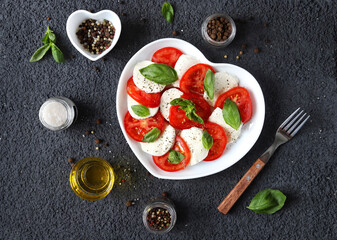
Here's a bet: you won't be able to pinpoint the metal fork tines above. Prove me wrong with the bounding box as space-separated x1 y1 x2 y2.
278 107 310 138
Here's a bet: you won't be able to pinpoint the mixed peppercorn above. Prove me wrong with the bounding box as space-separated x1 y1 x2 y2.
76 19 115 55
146 207 172 230
207 17 232 42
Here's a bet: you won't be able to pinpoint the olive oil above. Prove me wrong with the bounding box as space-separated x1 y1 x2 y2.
70 157 114 201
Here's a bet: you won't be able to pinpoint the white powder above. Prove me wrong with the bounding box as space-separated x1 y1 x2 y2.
41 101 68 127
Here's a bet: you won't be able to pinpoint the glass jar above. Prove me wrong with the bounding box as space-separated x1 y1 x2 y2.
142 197 177 234
201 13 236 48
39 96 77 131
69 157 115 201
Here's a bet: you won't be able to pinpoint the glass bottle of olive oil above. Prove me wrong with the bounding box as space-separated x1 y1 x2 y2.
69 157 115 201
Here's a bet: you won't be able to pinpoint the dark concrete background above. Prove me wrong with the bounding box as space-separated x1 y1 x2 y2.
1 0 336 239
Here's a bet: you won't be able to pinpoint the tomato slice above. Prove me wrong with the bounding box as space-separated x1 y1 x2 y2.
168 93 211 130
214 87 252 124
151 47 183 68
124 112 166 142
153 136 191 172
203 122 227 161
180 64 215 95
126 77 161 108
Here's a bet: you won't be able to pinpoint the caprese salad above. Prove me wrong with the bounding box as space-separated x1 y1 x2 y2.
124 47 252 172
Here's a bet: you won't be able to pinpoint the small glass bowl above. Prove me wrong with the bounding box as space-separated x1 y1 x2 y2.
201 13 236 48
142 197 177 234
39 96 77 131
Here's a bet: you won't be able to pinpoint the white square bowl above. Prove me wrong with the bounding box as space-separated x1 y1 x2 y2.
66 10 121 61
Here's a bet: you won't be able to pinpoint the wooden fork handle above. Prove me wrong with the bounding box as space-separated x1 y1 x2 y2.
218 158 266 215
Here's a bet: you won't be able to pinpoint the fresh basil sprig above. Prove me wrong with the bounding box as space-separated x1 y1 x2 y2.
142 127 161 142
162 2 174 24
170 98 204 124
222 98 241 130
30 26 65 63
168 150 185 164
204 69 215 101
140 63 178 85
202 130 213 150
247 189 286 214
131 104 150 117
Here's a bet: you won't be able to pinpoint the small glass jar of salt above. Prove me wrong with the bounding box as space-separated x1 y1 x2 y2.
39 97 77 131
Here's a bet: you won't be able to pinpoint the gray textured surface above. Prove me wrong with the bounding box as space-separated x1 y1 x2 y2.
1 0 337 239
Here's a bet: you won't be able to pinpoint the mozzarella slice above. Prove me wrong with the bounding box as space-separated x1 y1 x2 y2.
133 61 166 93
180 127 209 166
172 55 200 88
160 88 184 121
203 71 239 106
208 107 242 143
127 95 159 120
140 125 176 156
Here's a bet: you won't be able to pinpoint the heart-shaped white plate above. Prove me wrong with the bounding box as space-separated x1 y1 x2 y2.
66 10 121 61
116 38 265 180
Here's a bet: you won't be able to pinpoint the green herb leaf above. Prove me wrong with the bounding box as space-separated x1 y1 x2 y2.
29 44 51 62
142 127 161 142
51 43 65 63
202 130 213 150
204 69 215 101
131 105 150 117
247 189 286 214
162 2 174 24
140 63 178 85
222 98 241 130
42 26 56 44
170 98 194 107
170 98 204 125
168 150 185 164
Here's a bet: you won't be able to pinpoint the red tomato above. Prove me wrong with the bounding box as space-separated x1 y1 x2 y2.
203 122 227 161
124 112 166 142
214 87 253 124
126 77 161 108
168 93 212 130
180 64 215 95
153 136 191 172
151 47 183 68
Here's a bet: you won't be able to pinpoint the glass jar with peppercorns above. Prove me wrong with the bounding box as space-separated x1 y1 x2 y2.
142 197 177 234
201 13 236 47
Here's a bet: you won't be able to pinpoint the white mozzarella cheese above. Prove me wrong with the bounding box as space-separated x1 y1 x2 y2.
140 125 176 156
203 71 239 106
133 61 166 93
160 88 184 121
180 127 209 166
172 55 200 88
208 107 242 143
127 95 159 120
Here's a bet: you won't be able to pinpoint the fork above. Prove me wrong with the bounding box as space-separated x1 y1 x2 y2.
218 107 310 215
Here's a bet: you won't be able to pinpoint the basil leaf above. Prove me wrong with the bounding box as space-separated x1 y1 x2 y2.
170 98 194 107
204 69 215 101
51 43 65 63
131 105 150 117
48 32 56 43
189 111 204 124
42 26 56 44
247 189 286 214
29 44 51 62
140 63 178 85
171 98 204 125
162 2 174 24
142 127 161 142
202 130 213 150
168 150 185 164
222 98 241 130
